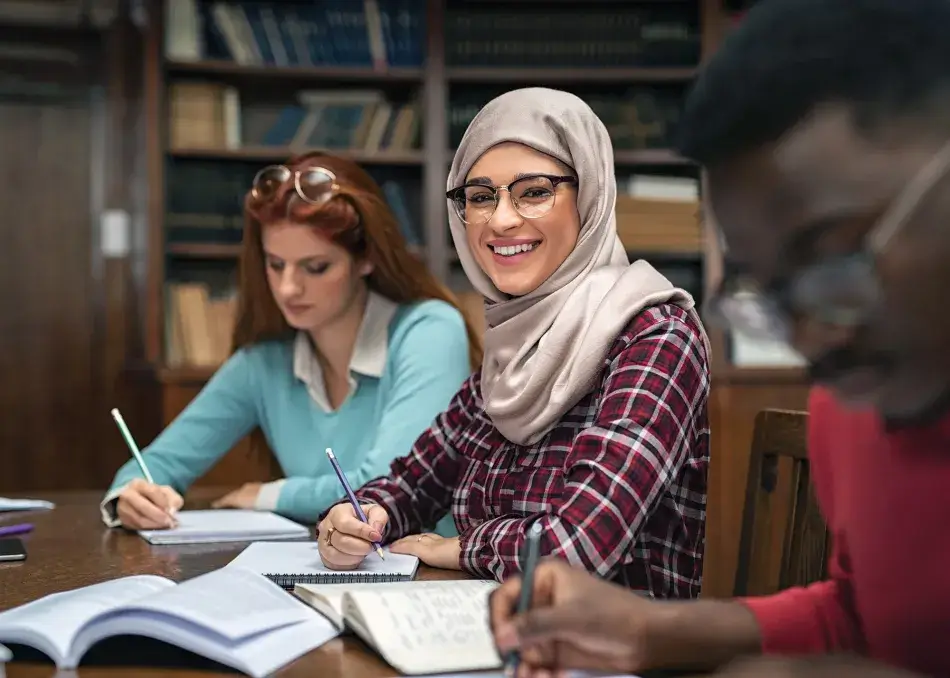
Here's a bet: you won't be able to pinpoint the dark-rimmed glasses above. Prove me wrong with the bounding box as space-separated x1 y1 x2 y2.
704 137 950 343
446 173 578 226
250 165 340 205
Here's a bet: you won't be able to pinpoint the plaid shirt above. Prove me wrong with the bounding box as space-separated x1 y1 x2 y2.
354 303 709 598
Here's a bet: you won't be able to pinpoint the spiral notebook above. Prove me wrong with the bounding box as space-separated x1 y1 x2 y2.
226 541 420 590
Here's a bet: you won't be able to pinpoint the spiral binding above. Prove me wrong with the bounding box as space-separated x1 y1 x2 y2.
265 572 412 590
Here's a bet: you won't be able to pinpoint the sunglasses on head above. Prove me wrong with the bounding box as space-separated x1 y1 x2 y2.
250 165 341 205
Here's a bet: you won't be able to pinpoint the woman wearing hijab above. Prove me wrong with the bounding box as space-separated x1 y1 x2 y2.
316 88 711 598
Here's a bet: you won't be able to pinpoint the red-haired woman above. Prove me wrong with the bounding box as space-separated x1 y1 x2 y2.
101 152 481 530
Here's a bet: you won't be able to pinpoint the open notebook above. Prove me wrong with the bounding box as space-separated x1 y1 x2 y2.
138 509 309 545
295 578 501 675
227 541 420 589
0 567 338 677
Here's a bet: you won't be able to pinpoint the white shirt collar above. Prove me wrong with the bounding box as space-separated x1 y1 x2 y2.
293 291 397 412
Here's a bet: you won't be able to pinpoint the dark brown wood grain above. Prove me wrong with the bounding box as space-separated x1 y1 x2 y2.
732 409 831 597
0 490 470 678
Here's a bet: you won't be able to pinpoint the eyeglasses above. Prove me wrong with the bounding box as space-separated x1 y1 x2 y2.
250 165 340 205
704 137 950 342
445 173 578 226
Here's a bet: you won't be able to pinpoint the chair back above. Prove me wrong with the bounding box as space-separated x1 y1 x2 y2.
733 408 831 596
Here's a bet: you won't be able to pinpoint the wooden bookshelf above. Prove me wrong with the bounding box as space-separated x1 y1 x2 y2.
444 66 698 84
168 147 425 165
166 243 242 259
166 59 425 82
145 0 719 375
136 0 807 601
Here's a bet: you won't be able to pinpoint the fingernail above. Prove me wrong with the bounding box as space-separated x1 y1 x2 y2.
369 530 382 542
494 624 518 651
372 521 384 531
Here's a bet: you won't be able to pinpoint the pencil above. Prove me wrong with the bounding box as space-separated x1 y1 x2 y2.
325 448 385 560
110 408 155 484
504 521 544 678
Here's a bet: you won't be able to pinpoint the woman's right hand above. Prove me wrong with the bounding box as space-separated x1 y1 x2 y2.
115 478 184 530
317 502 389 570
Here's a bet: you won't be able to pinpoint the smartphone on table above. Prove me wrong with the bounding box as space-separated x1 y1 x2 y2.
0 538 26 562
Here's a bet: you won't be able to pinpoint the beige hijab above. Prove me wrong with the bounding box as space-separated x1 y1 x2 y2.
448 88 710 445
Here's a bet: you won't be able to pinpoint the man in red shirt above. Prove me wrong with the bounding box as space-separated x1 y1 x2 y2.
488 0 950 676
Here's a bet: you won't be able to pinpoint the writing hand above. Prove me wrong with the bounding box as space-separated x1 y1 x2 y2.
489 557 656 676
318 502 389 570
390 533 462 570
211 482 263 510
116 478 183 530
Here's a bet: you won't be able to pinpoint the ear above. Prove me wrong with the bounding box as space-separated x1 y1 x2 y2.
358 258 374 277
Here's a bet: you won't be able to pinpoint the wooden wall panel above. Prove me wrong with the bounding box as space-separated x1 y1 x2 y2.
701 376 810 598
0 92 102 492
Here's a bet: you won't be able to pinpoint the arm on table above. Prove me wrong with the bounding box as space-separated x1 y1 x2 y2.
459 307 709 581
269 308 473 523
101 350 262 526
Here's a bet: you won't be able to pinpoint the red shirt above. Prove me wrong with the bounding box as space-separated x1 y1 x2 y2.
743 387 950 676
350 304 710 598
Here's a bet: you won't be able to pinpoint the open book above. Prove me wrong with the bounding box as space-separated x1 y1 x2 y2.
295 578 501 675
0 567 338 677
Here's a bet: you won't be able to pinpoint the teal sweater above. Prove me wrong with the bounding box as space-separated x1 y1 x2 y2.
104 299 471 528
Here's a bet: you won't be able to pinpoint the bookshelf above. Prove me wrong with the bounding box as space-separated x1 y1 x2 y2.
133 0 806 598
146 0 717 375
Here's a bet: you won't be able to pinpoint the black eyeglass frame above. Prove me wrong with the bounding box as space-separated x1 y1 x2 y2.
445 173 578 225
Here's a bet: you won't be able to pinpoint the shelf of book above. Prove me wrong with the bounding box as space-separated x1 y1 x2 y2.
445 67 698 84
148 0 723 376
168 147 425 165
166 59 425 82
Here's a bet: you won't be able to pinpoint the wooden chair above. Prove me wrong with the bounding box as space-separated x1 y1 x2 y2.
732 408 832 596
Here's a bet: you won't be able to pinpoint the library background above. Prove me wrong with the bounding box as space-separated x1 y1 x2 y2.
0 0 806 596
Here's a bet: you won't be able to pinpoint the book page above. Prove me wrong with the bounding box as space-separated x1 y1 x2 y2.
111 567 315 642
0 575 172 662
345 580 501 675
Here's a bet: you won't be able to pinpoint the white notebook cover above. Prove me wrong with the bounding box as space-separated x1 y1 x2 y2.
138 510 310 545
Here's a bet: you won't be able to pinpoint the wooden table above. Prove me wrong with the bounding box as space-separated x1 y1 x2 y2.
0 490 469 678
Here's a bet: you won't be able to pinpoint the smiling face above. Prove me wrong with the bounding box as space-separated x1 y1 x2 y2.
261 220 371 332
461 142 581 297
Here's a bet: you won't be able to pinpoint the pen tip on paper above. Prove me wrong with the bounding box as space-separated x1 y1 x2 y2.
376 546 385 560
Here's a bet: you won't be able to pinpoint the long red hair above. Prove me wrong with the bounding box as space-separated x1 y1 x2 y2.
231 150 483 370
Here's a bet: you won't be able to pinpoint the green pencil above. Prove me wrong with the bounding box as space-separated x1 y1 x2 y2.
110 408 155 484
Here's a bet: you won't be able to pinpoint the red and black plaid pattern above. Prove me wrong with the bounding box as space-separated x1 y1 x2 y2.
354 303 709 598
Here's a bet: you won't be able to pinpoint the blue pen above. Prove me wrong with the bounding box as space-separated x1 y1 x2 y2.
325 448 385 560
0 523 33 538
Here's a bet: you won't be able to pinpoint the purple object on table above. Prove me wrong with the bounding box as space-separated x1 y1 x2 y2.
0 523 33 538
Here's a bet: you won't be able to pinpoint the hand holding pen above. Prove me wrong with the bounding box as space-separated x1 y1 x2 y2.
110 409 183 530
489 549 657 678
318 447 389 569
